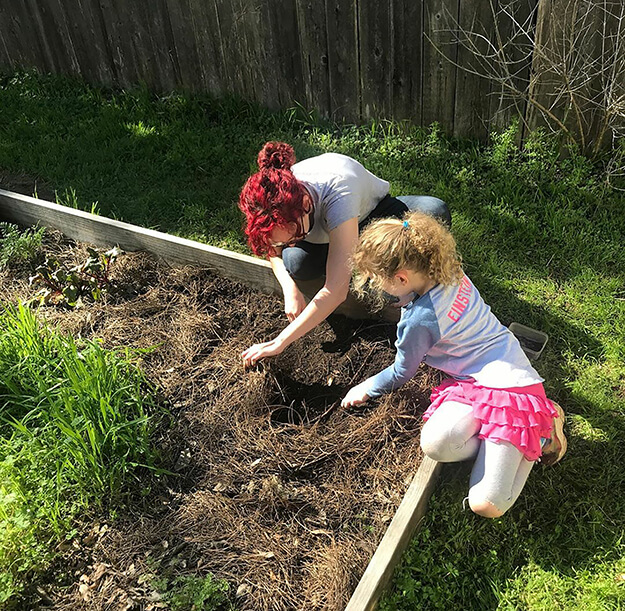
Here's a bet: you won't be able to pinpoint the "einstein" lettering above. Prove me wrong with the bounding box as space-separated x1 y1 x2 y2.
447 275 472 322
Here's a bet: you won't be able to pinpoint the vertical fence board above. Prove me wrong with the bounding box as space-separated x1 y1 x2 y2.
0 29 9 70
214 0 255 100
119 0 158 88
36 0 82 77
263 0 305 110
68 0 116 85
98 0 141 88
487 0 537 135
525 0 605 147
326 0 360 121
422 0 459 129
295 0 331 118
165 0 203 92
391 0 423 122
141 0 181 92
526 0 564 135
0 3 18 70
10 0 53 72
453 0 494 139
359 0 393 120
588 0 625 150
187 0 225 95
238 0 280 109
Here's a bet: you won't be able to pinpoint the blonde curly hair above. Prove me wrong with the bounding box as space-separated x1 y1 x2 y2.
352 211 463 302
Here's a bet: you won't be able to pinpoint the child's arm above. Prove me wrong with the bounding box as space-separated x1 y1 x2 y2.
341 305 439 406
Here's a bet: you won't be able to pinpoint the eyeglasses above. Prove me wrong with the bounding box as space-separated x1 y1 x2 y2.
270 215 312 249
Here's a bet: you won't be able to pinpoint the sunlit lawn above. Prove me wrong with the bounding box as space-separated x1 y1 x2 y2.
1 71 624 609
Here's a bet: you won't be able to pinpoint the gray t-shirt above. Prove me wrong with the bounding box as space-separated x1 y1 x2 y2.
291 153 389 244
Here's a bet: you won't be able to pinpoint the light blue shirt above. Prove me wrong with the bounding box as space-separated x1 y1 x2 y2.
362 275 543 397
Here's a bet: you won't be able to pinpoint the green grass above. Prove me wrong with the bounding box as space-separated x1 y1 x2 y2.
1 70 624 609
0 222 44 268
0 303 160 603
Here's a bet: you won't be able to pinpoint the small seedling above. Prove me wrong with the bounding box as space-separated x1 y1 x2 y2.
28 246 122 307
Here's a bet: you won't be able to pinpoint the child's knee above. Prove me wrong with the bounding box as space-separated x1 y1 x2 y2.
420 418 477 463
468 497 505 519
420 425 452 462
468 485 509 518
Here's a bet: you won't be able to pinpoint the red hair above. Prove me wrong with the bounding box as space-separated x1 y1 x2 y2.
238 142 307 256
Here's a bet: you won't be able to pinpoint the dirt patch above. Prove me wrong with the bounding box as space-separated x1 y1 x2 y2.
2 232 440 610
0 168 56 202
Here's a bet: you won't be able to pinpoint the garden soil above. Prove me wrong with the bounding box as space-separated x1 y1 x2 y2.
2 232 440 611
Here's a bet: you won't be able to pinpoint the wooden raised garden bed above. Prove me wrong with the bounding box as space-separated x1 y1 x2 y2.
1 188 440 611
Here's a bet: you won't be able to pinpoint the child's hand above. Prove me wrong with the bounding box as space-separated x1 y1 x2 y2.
242 338 285 368
341 383 370 408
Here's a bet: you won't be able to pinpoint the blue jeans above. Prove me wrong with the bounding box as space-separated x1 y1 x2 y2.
282 195 451 281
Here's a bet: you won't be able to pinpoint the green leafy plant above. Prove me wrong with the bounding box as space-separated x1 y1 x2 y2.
28 246 121 306
0 303 160 602
154 574 234 611
0 222 44 269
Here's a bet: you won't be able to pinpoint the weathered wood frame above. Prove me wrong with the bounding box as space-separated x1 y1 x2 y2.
0 188 441 611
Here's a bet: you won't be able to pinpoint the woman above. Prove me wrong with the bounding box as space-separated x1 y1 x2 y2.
238 141 450 367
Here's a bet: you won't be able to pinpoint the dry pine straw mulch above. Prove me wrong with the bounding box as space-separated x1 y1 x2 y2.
2 232 441 611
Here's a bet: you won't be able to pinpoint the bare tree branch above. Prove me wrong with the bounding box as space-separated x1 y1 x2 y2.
429 0 625 157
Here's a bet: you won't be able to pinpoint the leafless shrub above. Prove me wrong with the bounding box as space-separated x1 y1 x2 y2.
429 0 625 161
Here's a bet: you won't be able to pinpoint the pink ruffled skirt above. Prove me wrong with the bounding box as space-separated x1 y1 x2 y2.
424 378 558 461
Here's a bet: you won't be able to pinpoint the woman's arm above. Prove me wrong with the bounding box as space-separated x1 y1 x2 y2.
242 218 359 366
269 254 307 321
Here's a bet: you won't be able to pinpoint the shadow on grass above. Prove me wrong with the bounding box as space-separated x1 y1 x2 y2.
0 71 328 251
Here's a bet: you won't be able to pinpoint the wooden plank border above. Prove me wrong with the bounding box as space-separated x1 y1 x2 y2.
346 457 441 611
0 188 440 609
0 189 395 321
0 188 280 293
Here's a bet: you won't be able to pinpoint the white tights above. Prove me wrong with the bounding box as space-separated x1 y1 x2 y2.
420 400 535 517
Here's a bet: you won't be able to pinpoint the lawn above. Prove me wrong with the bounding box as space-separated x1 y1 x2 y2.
1 71 624 609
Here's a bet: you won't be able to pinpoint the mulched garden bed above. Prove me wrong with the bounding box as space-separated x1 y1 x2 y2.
2 231 440 610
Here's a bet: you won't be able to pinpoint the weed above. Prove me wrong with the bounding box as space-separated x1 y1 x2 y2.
28 246 121 306
0 222 44 269
153 574 234 611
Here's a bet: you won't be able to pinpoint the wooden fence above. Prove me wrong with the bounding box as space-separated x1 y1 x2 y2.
0 0 622 144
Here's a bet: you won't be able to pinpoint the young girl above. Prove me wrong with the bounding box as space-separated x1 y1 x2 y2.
341 212 566 518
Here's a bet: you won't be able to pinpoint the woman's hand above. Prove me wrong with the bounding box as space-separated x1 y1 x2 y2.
341 383 371 408
241 338 285 368
284 285 307 321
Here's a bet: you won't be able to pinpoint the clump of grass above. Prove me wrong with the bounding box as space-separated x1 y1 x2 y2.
0 222 44 269
0 303 159 603
153 574 234 610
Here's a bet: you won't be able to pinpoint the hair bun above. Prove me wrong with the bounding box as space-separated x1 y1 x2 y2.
257 141 296 170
